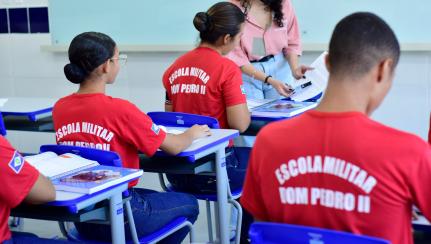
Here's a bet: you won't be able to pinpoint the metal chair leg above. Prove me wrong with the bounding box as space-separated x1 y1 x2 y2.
189 222 195 243
229 199 242 244
125 200 139 244
206 200 214 242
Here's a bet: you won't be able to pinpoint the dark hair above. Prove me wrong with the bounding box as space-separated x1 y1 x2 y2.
194 2 245 44
64 32 116 84
241 0 284 27
328 12 400 78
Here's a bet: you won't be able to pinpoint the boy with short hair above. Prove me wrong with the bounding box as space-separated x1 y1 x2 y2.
241 12 431 244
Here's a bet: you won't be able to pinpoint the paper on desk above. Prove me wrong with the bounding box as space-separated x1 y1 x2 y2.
158 125 203 143
0 98 8 108
290 52 329 102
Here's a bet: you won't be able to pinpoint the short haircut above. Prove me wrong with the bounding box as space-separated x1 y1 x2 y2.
328 12 400 78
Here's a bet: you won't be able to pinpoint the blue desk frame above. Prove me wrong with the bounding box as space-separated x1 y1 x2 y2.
143 127 239 244
2 107 53 122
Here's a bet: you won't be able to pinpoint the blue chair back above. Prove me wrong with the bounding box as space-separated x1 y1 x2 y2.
147 111 220 129
249 222 390 244
39 144 122 167
0 112 6 136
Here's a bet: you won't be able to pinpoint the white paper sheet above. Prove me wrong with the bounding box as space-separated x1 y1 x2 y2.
290 52 329 102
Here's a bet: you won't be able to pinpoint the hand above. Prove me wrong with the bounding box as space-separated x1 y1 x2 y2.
292 65 314 80
267 78 294 97
185 124 211 140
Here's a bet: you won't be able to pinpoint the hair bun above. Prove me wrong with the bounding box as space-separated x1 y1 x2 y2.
64 63 86 84
193 12 212 33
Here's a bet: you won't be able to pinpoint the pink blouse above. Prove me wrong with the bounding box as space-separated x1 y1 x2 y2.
227 0 302 67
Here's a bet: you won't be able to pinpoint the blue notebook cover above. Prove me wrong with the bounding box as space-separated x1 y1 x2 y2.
51 165 142 194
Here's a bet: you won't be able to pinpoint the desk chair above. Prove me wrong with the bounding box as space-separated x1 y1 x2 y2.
249 222 390 244
0 112 6 136
40 144 194 244
148 111 244 244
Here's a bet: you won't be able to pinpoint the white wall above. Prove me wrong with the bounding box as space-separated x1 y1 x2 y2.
1 33 431 140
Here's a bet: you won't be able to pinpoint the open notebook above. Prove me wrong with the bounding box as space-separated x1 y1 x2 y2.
25 152 142 194
251 100 317 118
247 98 278 111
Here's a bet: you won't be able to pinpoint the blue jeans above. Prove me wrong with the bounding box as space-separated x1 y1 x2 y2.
5 232 73 244
166 147 251 194
243 53 293 99
74 188 199 244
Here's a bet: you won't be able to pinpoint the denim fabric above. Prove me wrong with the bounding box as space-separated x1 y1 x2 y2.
5 232 73 244
74 188 199 244
243 53 293 99
166 147 251 194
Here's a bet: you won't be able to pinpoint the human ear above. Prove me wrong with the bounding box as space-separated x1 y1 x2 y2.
223 34 232 45
101 59 110 74
376 59 394 83
324 53 331 72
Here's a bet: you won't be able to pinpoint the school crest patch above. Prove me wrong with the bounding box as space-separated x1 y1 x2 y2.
8 150 25 174
151 123 160 135
240 85 246 95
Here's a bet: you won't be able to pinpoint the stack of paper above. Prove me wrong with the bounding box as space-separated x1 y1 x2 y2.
290 52 329 102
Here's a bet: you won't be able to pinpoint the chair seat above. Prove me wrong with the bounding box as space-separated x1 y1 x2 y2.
65 217 189 244
138 217 188 243
166 184 242 201
249 222 390 244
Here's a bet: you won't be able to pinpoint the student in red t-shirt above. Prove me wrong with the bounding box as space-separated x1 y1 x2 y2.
0 136 73 243
162 1 250 195
241 12 431 244
53 32 211 243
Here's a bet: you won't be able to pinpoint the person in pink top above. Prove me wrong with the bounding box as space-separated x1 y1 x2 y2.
227 0 312 99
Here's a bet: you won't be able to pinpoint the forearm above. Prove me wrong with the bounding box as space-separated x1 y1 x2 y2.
241 64 269 83
160 133 193 155
285 53 300 71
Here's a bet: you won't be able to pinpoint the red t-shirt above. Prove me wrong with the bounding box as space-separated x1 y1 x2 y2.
428 113 431 144
0 136 39 242
241 110 431 244
163 47 246 129
53 93 166 187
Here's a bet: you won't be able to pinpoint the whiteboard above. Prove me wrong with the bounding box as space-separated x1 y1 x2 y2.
48 0 431 46
292 0 431 44
49 0 219 45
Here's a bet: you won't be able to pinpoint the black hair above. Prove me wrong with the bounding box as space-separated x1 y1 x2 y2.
64 32 116 84
240 0 284 27
194 2 245 44
328 12 400 78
